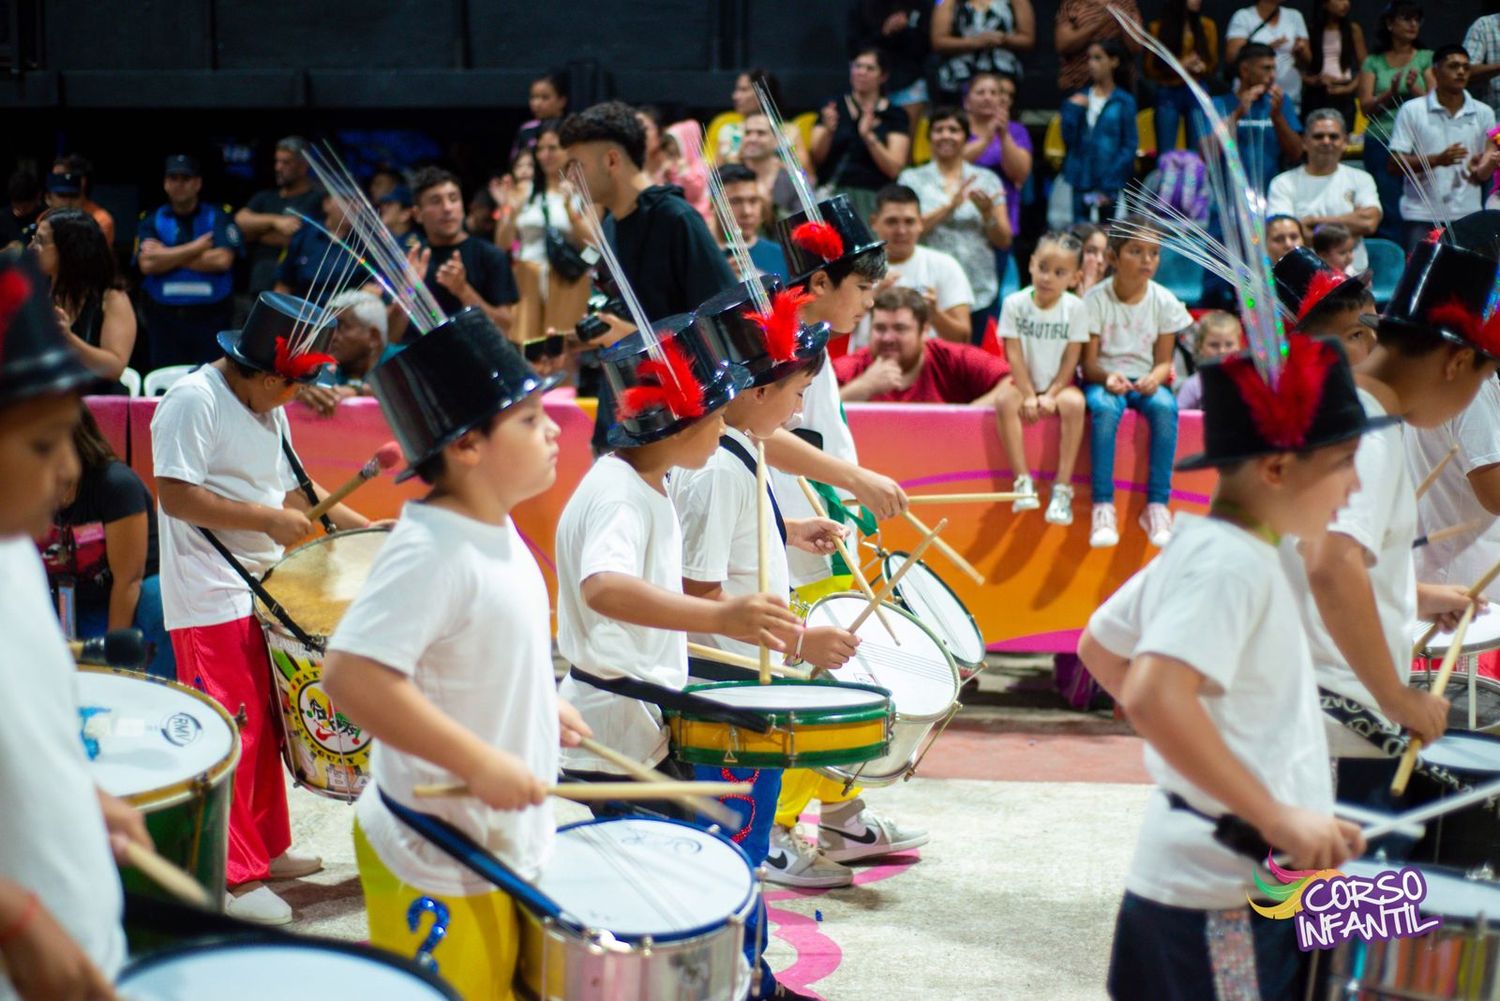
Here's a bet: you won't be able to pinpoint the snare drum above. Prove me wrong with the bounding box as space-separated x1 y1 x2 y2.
117 937 460 999
666 679 894 769
1412 731 1500 872
803 593 961 787
255 527 389 801
78 667 239 908
882 551 986 679
518 817 758 1001
1414 605 1500 659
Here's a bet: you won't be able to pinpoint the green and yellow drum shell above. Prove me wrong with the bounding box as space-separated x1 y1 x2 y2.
666 679 894 769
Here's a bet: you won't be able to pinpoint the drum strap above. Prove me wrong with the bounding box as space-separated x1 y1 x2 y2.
717 435 786 545
568 666 774 734
1163 791 1273 862
197 527 318 649
280 435 336 535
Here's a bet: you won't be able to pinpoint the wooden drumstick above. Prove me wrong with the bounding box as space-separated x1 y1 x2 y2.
796 477 900 644
757 439 771 686
1413 556 1500 655
848 518 947 634
304 441 402 526
906 492 1025 505
1412 519 1484 549
1414 444 1459 501
578 736 739 828
687 641 813 681
901 509 985 586
1392 601 1475 796
122 841 212 909
412 781 753 801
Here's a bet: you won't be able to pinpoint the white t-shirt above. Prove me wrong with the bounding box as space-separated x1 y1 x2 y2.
1389 93 1497 223
328 503 558 893
1226 5 1310 104
1088 515 1332 910
998 287 1088 391
1082 279 1194 380
557 455 687 772
152 364 299 629
672 426 792 662
0 538 124 1000
1266 164 1382 273
1408 378 1500 599
849 245 974 351
1281 389 1416 757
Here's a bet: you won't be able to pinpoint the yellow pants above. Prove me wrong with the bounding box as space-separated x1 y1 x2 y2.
354 820 521 1001
774 770 862 828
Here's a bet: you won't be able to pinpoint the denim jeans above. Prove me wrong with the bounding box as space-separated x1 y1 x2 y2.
1154 84 1204 154
1084 385 1179 505
75 574 176 681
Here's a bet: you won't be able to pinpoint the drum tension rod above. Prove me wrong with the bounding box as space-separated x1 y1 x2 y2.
906 702 962 782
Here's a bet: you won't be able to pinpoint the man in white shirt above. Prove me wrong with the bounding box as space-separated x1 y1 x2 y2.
1225 2 1311 107
850 185 973 349
1389 46 1500 250
1267 109 1382 273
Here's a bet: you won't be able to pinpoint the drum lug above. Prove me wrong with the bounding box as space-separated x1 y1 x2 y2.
234 704 248 730
905 702 962 782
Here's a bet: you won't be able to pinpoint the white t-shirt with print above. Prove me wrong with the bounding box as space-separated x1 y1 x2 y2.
849 245 975 351
1088 515 1333 910
1408 378 1500 599
1281 389 1416 757
998 287 1088 391
329 503 559 892
1266 163 1382 273
0 538 124 1000
1226 5 1310 104
672 426 792 662
152 364 299 629
1082 279 1194 380
557 455 687 772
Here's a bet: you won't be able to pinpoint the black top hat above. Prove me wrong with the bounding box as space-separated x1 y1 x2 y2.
0 258 98 408
773 195 886 286
1274 247 1370 325
370 307 561 483
1441 209 1500 261
217 292 337 384
1364 238 1500 361
693 276 830 388
600 313 751 449
1177 335 1398 471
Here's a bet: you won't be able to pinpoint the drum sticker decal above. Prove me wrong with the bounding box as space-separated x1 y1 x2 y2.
269 647 371 759
406 896 450 973
1250 856 1442 951
160 711 202 748
78 706 108 760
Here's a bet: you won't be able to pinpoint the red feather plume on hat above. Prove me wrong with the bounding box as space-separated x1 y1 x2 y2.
1220 334 1336 449
617 337 706 422
791 221 844 262
1428 298 1500 359
1296 269 1349 323
744 287 812 363
273 336 336 381
0 270 32 351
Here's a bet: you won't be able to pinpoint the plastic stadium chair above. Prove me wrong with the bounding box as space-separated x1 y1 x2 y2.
143 364 195 397
119 366 142 397
998 253 1021 300
1043 114 1065 172
704 111 743 165
1155 246 1203 309
1137 107 1156 159
910 113 931 166
1364 237 1405 307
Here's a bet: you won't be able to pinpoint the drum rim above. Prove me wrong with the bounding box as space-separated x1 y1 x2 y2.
805 592 961 708
115 934 462 998
254 525 393 643
882 550 986 667
1416 727 1500 771
1339 858 1500 926
668 679 895 723
79 666 242 812
1411 607 1500 656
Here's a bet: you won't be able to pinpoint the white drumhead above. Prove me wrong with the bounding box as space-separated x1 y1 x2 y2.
1342 859 1500 924
540 819 754 938
806 594 959 717
885 553 985 667
691 684 888 711
1419 732 1500 774
1412 605 1500 656
77 671 235 799
118 942 453 998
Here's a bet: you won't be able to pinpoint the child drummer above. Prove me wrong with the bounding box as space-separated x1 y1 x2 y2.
322 310 580 1001
152 292 371 924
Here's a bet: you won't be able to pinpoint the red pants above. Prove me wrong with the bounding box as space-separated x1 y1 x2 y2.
172 617 291 887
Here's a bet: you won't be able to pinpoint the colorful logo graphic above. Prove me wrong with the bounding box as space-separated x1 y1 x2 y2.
1250 856 1442 951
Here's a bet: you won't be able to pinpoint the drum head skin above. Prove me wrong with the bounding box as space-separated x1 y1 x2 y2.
884 552 985 669
1419 731 1500 775
806 594 959 717
686 680 890 716
1341 859 1500 925
1412 605 1500 657
257 528 390 638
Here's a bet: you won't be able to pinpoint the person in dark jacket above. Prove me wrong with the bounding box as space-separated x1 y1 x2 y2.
1060 38 1140 223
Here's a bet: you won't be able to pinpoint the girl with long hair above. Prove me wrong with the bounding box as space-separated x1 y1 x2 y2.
30 208 135 386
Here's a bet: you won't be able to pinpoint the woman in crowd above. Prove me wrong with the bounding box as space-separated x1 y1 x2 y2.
31 208 135 391
1060 40 1138 225
490 147 537 253
1224 0 1312 110
716 68 812 171
1304 0 1366 127
1145 0 1216 153
511 68 569 161
1070 222 1109 295
930 0 1036 105
847 2 933 128
1358 0 1432 242
964 72 1033 246
811 48 912 219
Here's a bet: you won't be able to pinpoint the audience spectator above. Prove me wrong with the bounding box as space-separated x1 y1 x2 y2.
378 185 420 253
963 72 1033 245
1359 1 1432 242
135 154 241 369
1389 45 1499 249
44 172 87 214
811 49 912 219
1312 221 1357 272
717 69 811 171
1225 0 1312 111
1070 222 1109 295
1055 0 1141 92
717 163 788 280
1212 42 1303 193
1266 109 1382 273
465 185 499 242
848 2 933 127
665 120 714 225
32 209 135 388
1146 0 1218 153
273 191 358 300
1061 40 1139 224
502 121 592 347
297 290 401 415
931 0 1036 103
737 112 800 218
899 107 1011 342
511 69 570 161
1465 10 1500 114
860 184 975 346
0 167 42 252
1303 0 1366 127
1265 213 1308 260
835 287 1009 403
235 136 324 295
1173 311 1242 410
51 155 115 246
367 165 404 205
491 147 537 251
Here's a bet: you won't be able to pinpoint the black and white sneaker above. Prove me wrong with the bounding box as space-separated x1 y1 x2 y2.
817 805 929 863
764 824 854 888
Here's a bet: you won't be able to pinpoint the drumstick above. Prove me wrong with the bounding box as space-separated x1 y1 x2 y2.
304 441 402 526
796 477 901 644
411 781 753 801
1413 555 1500 654
1392 601 1475 796
906 492 1024 506
1414 443 1458 501
687 641 813 681
122 841 212 909
577 736 740 828
848 518 947 634
901 509 985 586
757 439 771 686
1412 519 1484 549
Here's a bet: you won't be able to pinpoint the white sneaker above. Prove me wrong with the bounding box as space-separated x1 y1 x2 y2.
764 825 853 888
1012 474 1040 512
268 849 324 880
1140 503 1173 547
1045 484 1074 526
817 803 930 863
1090 503 1119 548
225 883 293 925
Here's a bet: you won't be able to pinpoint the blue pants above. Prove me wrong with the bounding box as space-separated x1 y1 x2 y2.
75 575 177 681
1154 84 1205 154
1084 386 1178 505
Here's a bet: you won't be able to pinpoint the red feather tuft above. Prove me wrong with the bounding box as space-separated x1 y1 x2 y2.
1220 335 1336 449
1296 269 1349 322
0 270 33 351
791 221 845 262
273 336 336 381
744 287 813 363
1428 298 1500 359
1425 226 1446 245
615 337 706 422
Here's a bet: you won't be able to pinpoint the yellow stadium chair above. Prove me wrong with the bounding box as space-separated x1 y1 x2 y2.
791 111 817 154
704 111 744 165
1043 113 1065 172
1137 107 1156 159
911 113 932 166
